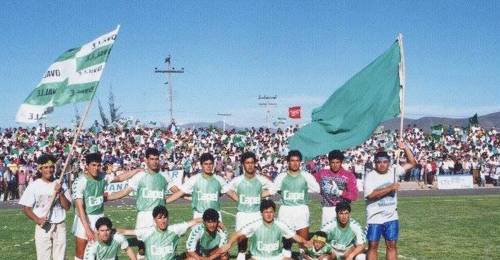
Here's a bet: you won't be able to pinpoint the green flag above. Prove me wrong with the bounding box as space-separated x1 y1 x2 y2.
288 39 402 159
431 124 444 140
468 113 479 127
16 26 120 123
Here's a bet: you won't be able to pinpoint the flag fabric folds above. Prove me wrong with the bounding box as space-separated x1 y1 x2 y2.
16 26 120 123
288 40 403 159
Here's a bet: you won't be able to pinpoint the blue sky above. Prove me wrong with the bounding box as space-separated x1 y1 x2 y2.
1 1 499 127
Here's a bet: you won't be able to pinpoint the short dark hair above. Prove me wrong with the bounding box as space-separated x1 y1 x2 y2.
85 153 102 164
145 148 160 158
199 153 215 164
240 151 257 164
37 154 56 165
260 199 276 212
95 217 113 229
152 205 169 218
374 151 390 162
335 201 351 214
287 150 302 162
328 150 344 161
202 208 219 222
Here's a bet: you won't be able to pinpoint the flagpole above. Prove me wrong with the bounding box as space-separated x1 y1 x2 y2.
398 33 406 141
44 25 121 226
395 33 406 183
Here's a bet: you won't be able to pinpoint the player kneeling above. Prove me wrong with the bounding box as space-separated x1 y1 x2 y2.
186 208 229 260
321 202 366 260
83 217 136 259
118 205 201 259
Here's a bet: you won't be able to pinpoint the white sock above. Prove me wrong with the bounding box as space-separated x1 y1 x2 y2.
283 249 292 257
237 252 246 260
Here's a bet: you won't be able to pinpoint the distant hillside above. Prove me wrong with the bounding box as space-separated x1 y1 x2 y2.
381 112 500 132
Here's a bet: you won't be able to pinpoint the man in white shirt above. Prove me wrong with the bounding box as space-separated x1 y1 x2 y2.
364 141 416 260
19 154 72 260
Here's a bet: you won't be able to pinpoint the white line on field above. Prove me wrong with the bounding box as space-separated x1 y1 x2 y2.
377 248 416 260
221 209 236 217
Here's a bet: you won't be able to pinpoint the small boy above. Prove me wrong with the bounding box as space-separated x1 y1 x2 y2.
304 231 333 260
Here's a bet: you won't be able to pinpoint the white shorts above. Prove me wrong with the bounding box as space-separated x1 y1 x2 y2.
193 210 223 222
321 206 337 227
278 204 309 231
72 214 104 240
236 211 261 231
136 211 155 230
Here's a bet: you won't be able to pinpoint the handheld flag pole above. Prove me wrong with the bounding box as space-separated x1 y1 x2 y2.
40 26 120 229
395 33 406 183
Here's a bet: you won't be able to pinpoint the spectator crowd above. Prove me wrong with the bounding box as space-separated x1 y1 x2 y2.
1 120 498 201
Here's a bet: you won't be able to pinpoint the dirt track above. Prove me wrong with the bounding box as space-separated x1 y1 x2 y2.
2 187 498 209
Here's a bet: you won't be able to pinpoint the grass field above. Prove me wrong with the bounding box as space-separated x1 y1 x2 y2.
0 194 499 259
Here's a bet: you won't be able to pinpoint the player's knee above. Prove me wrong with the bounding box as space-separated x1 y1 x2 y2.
386 241 397 250
368 241 379 250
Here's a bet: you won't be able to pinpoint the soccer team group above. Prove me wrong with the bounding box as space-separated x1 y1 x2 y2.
19 141 416 260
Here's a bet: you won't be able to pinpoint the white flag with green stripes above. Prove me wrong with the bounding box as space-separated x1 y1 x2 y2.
16 26 120 123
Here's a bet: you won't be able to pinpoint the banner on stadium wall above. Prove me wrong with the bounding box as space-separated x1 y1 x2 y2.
437 175 473 189
104 170 184 194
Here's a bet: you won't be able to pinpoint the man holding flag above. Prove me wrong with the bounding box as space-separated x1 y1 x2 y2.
364 141 416 260
19 154 71 260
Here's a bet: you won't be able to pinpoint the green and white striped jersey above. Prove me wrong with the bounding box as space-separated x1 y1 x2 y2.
223 174 276 213
180 173 226 213
274 171 320 206
240 220 295 257
83 233 128 260
320 218 366 252
128 170 170 212
72 172 113 215
136 223 189 260
186 224 228 256
304 243 333 259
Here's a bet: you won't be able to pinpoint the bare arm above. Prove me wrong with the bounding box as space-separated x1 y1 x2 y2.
186 251 204 260
125 247 137 260
116 228 136 237
55 183 71 210
166 190 186 203
225 190 238 202
344 244 365 260
75 198 95 241
113 168 142 182
220 231 244 253
106 187 133 201
366 183 399 201
22 207 45 226
398 141 417 172
186 218 203 228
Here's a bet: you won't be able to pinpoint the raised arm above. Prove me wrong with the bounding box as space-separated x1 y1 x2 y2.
166 190 186 203
398 141 417 171
115 228 137 237
112 168 142 182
